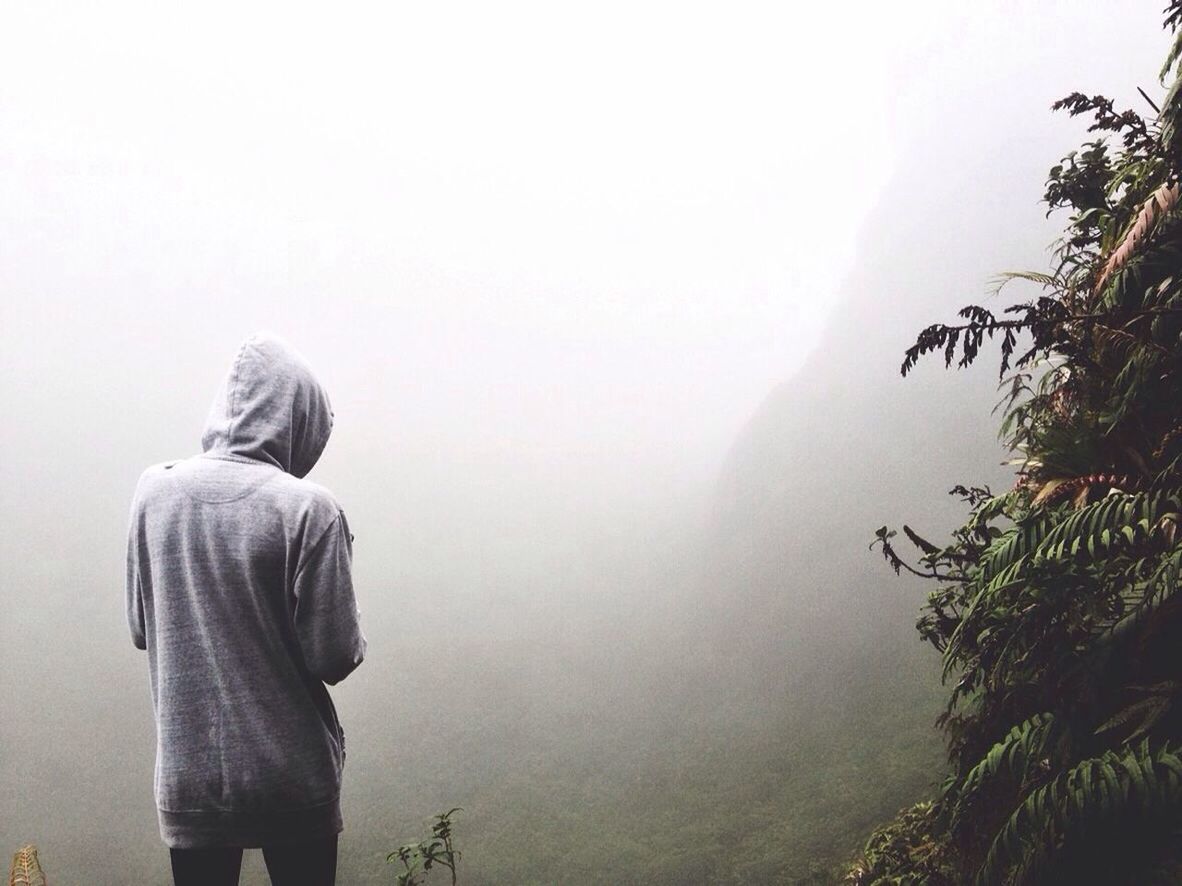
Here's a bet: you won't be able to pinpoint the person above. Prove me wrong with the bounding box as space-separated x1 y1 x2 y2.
125 332 367 886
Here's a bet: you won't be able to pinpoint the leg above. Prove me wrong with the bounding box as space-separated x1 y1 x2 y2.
262 834 338 886
170 846 243 886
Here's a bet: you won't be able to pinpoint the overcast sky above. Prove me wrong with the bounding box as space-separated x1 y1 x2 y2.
0 2 1168 502
0 3 935 492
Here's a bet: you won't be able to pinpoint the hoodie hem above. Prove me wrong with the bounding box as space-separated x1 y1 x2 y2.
159 798 343 849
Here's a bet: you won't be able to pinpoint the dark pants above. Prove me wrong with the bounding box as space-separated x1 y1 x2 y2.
170 835 338 886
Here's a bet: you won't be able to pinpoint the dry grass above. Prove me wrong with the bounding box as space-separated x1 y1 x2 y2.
8 845 46 886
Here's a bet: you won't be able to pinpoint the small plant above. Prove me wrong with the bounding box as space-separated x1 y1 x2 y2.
388 808 462 886
8 844 47 886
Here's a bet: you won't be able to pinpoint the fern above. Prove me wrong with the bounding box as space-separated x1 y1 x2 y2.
1030 490 1180 565
1094 183 1180 294
978 517 1052 583
948 714 1065 829
1105 543 1182 641
8 846 46 886
851 8 1182 883
1095 683 1178 744
978 743 1182 884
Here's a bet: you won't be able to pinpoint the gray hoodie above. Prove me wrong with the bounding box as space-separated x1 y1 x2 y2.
126 333 367 848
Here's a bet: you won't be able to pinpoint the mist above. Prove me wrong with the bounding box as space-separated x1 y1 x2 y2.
0 3 1170 883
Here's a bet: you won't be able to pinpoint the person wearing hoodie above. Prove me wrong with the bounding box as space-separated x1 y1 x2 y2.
125 332 367 886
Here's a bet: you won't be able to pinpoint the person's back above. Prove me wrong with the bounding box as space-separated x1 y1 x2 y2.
126 332 366 885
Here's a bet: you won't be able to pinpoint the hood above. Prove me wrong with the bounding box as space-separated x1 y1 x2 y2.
201 332 333 478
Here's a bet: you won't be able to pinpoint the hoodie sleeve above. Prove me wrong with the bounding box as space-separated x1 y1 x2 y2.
126 484 147 651
293 510 367 685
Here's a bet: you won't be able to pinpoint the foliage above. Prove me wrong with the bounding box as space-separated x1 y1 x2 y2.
854 4 1182 882
7 845 46 886
388 809 463 886
844 802 956 886
979 741 1182 885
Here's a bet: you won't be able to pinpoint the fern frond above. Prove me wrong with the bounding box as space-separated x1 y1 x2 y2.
1095 691 1174 743
989 271 1060 298
1032 473 1136 508
1105 543 1182 642
1094 183 1180 296
1162 27 1182 83
979 517 1052 582
8 845 46 886
1032 490 1181 565
1092 323 1170 363
949 713 1064 828
979 743 1182 885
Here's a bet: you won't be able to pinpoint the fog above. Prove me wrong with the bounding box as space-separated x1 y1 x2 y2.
0 3 1170 883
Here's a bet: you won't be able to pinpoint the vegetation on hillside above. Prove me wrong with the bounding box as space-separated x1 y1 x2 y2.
850 5 1182 883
